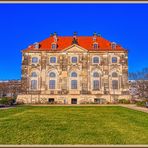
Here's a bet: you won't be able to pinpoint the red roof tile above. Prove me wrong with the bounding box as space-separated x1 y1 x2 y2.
23 36 125 52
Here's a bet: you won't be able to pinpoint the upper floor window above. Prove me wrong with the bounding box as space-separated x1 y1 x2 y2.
51 43 57 50
93 72 100 77
31 72 37 77
71 72 77 77
112 57 117 63
71 57 77 63
49 80 56 89
32 57 38 63
112 72 118 77
112 80 118 89
93 80 100 90
111 42 116 50
93 43 98 49
93 57 99 63
49 72 56 78
50 57 56 63
31 80 37 90
71 80 77 89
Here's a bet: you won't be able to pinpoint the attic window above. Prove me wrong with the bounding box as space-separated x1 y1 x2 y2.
51 43 57 50
93 43 98 49
34 42 39 49
111 42 116 50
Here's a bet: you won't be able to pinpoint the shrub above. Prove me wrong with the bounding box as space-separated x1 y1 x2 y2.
118 99 130 104
0 97 15 106
136 101 146 107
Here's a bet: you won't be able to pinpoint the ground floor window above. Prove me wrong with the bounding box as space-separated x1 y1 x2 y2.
71 98 77 104
94 98 106 104
94 98 101 104
48 98 54 103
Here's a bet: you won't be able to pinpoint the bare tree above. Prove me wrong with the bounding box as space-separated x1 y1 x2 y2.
129 68 148 100
0 80 21 98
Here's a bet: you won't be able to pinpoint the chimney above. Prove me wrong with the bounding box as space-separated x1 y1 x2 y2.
93 32 97 41
53 32 58 43
72 32 78 45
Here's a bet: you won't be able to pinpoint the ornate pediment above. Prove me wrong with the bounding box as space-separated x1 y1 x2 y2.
61 44 88 53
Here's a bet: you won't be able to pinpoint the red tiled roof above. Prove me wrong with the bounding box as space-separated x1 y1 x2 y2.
23 36 125 52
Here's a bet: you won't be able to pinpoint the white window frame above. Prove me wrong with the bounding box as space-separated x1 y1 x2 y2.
70 56 78 64
51 43 57 50
48 70 58 90
32 57 39 64
93 43 98 49
49 56 57 64
92 56 100 64
111 56 118 64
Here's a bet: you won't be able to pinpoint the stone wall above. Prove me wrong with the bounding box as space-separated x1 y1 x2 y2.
19 45 130 104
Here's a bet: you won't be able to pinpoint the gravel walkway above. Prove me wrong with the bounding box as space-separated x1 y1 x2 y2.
120 104 148 113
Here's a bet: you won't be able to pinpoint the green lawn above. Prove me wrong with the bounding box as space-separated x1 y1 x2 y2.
0 106 148 144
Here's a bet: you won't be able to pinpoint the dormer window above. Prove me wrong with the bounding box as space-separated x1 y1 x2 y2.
93 43 98 49
34 42 39 49
111 42 116 50
93 32 97 41
51 43 57 50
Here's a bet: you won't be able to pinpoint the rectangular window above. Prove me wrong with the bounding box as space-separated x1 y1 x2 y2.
93 44 98 49
31 80 37 90
93 80 99 90
52 44 56 49
93 57 99 63
50 57 56 63
112 57 117 63
49 80 55 89
32 57 38 63
112 80 118 89
71 57 77 63
71 80 77 89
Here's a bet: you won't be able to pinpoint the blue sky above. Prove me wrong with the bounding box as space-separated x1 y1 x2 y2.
0 3 148 80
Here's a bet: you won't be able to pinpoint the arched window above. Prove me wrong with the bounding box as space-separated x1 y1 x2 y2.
93 57 99 63
71 72 77 77
111 42 116 49
50 57 56 63
93 43 98 49
51 43 57 50
32 57 38 63
112 57 117 63
93 72 100 77
34 42 39 49
31 80 37 90
71 80 77 89
31 72 37 77
93 80 100 90
49 80 56 89
112 72 118 77
49 72 56 77
112 80 118 89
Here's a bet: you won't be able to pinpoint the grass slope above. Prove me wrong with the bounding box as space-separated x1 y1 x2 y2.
0 106 148 144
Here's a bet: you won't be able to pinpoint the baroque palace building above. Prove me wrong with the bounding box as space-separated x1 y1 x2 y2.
17 32 130 104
